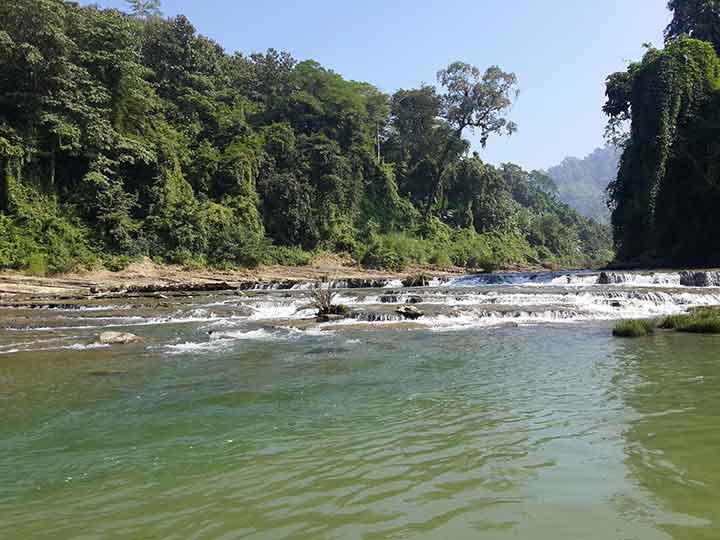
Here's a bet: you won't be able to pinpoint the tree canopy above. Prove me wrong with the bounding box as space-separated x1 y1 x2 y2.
665 0 720 52
0 0 611 275
126 0 162 20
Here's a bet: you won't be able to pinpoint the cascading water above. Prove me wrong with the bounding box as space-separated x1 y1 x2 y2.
2 269 719 355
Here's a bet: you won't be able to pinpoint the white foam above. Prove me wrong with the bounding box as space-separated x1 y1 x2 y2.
63 343 112 351
0 341 112 355
164 326 329 354
164 340 232 355
248 302 314 320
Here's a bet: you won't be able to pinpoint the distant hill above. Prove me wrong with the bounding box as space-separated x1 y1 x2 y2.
545 146 620 224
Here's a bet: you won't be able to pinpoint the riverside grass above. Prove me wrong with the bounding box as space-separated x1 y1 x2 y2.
613 307 720 337
613 319 657 338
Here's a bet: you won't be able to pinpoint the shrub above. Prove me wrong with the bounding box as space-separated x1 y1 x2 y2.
361 243 406 271
0 186 95 275
613 319 657 337
25 253 48 277
429 251 452 267
264 245 313 266
307 281 337 315
202 202 266 268
104 255 133 272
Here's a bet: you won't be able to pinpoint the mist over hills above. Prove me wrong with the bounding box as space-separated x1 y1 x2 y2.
545 146 620 224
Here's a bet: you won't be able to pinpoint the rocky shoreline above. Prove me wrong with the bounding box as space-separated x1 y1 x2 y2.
2 260 720 306
0 257 466 301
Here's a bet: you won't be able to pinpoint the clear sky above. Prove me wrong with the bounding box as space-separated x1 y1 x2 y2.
84 0 670 170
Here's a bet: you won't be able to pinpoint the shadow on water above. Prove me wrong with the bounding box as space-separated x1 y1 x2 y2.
613 332 720 539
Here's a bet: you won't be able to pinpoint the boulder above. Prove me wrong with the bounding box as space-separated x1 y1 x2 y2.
402 275 431 287
316 304 351 322
380 294 400 303
396 305 424 320
316 313 347 323
96 331 143 345
406 295 424 304
597 272 612 285
680 271 720 287
597 272 630 285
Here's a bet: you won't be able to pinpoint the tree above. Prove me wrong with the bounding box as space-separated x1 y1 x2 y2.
437 63 518 147
0 0 610 274
423 62 518 211
604 37 720 262
126 0 162 20
665 0 720 51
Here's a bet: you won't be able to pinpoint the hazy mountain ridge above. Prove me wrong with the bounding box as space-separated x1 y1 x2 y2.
545 146 620 224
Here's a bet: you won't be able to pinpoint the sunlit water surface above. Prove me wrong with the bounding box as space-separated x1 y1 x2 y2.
1 277 720 539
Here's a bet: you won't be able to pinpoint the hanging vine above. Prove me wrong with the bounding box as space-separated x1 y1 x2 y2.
604 37 720 261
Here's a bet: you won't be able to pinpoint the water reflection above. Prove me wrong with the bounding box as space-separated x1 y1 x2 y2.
616 333 720 539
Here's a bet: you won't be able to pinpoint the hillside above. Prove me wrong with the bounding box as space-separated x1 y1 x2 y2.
545 146 620 224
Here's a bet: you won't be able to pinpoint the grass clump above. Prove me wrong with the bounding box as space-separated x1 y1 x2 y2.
660 307 720 334
613 319 657 338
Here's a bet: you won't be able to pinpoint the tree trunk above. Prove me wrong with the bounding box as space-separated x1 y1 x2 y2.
424 128 464 214
50 146 56 188
0 157 7 212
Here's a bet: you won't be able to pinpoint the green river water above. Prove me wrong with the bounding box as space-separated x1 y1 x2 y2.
1 276 720 539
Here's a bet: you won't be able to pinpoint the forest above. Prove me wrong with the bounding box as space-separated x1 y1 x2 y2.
0 0 614 275
606 0 720 266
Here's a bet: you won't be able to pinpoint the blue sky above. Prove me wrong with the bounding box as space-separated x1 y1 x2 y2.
85 0 670 170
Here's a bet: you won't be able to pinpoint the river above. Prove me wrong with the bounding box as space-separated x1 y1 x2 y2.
1 270 719 539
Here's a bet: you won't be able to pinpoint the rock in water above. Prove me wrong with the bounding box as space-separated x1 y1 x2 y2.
316 314 347 323
97 332 143 345
396 305 424 320
402 275 431 287
597 272 630 285
680 271 720 287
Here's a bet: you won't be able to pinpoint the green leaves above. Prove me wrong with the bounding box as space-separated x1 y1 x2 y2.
437 62 519 146
605 36 720 262
0 0 608 274
666 0 720 52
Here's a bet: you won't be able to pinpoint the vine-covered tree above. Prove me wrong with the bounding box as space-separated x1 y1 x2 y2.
605 0 720 264
665 0 720 51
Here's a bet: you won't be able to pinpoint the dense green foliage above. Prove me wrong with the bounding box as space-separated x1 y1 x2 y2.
605 1 720 265
0 0 611 274
665 0 720 53
545 146 620 224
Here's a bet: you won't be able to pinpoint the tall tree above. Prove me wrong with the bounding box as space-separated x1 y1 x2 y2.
665 0 720 51
126 0 162 20
425 62 518 211
604 37 720 262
